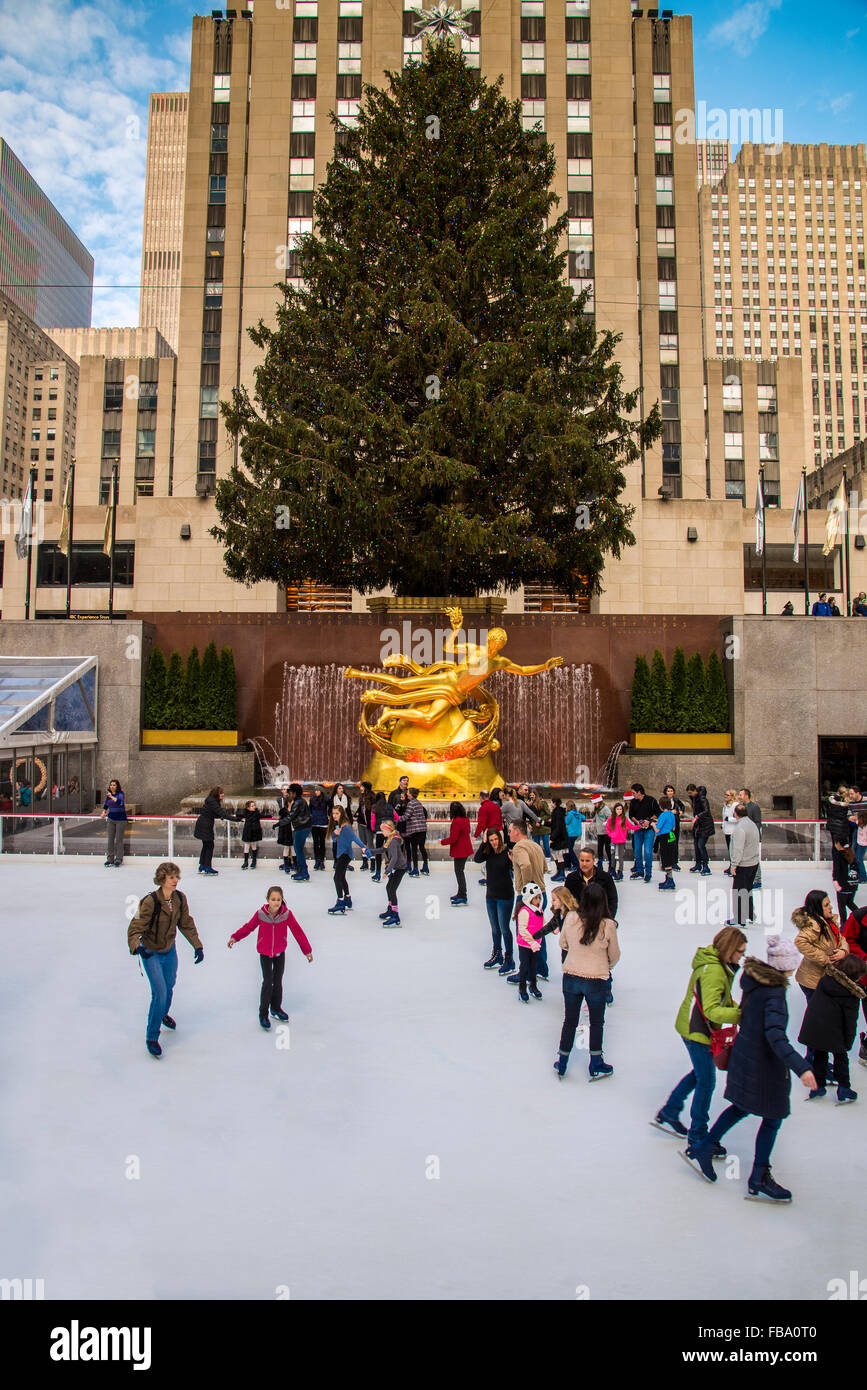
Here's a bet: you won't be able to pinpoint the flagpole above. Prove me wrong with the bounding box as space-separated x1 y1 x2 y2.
24 468 37 620
108 463 118 619
65 460 75 620
843 468 851 616
802 469 810 614
759 465 767 616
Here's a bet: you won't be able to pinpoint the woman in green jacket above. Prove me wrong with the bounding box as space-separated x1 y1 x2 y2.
651 925 746 1157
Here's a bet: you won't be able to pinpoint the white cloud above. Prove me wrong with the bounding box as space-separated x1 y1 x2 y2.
0 0 189 327
818 91 854 116
708 0 784 57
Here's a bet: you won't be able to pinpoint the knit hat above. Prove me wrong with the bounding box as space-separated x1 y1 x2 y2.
765 935 801 972
520 881 544 906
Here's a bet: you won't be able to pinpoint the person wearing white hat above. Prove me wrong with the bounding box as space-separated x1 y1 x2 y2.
515 882 545 1003
682 935 816 1201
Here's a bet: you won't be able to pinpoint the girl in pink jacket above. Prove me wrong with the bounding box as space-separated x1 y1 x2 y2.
228 886 313 1030
516 882 546 1003
606 802 637 882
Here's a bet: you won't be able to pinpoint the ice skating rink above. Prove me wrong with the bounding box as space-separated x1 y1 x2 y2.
1 856 862 1301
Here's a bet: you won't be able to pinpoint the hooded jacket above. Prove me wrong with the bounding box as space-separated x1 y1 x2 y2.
792 907 847 990
723 956 811 1120
194 794 229 841
797 964 866 1053
675 944 740 1044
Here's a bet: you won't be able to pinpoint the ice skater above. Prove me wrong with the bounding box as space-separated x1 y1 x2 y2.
379 820 406 927
236 799 264 869
798 954 864 1103
228 885 313 1029
127 861 204 1058
553 881 619 1078
327 807 372 914
515 882 545 1003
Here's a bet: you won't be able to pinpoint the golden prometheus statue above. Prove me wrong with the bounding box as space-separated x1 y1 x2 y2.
345 606 563 795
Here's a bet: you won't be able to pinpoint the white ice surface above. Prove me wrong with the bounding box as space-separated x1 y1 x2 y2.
1 856 863 1301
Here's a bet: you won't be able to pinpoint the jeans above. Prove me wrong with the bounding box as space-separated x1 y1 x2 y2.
198 837 214 870
567 837 581 869
259 952 285 1017
856 843 867 883
662 1036 717 1149
559 975 608 1054
452 857 468 897
486 897 514 958
632 827 655 877
693 834 710 871
732 863 758 924
293 827 310 875
311 826 327 863
142 944 178 1041
106 819 125 864
334 852 350 899
708 1105 782 1173
531 832 550 858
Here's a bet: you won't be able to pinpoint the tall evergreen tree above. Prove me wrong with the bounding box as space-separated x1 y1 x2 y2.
163 652 186 732
214 38 659 598
684 652 708 734
648 649 671 732
668 646 688 733
218 647 237 731
143 648 167 730
183 646 202 730
630 655 652 733
705 651 729 733
200 642 221 730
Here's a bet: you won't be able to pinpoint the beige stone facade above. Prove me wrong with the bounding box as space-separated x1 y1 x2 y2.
139 94 189 353
0 290 77 508
47 327 173 366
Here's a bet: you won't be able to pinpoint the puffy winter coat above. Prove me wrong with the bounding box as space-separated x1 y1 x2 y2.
230 904 312 959
475 798 503 837
309 795 330 827
675 945 741 1044
798 965 866 1053
441 816 473 858
550 805 569 850
565 808 584 839
194 795 229 841
723 957 811 1120
826 795 854 843
843 905 867 983
237 808 264 842
690 786 715 839
792 907 847 991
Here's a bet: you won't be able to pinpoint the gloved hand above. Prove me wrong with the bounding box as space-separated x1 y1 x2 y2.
194 947 204 965
136 946 153 959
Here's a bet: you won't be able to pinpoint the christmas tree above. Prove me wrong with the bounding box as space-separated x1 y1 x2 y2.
143 648 166 730
183 647 202 730
199 642 221 730
705 651 729 733
630 655 652 733
215 35 659 598
668 646 688 733
648 649 671 732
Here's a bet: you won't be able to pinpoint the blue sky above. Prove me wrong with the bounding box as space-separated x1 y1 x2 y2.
0 0 863 327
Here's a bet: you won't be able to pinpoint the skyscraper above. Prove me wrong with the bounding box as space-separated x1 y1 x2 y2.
139 93 189 352
0 138 94 330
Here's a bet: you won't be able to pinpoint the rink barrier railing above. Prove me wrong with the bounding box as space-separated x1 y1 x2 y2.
0 814 840 863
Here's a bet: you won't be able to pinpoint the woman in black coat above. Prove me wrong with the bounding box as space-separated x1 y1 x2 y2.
798 956 865 1100
687 784 715 875
549 798 569 883
685 942 815 1201
275 786 296 874
194 786 231 876
473 827 515 972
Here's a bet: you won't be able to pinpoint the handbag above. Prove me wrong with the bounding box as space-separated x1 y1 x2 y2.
693 981 738 1071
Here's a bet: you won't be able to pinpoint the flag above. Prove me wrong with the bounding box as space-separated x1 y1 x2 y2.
791 472 805 564
58 469 73 557
822 478 846 557
14 476 33 559
102 485 115 557
754 472 765 556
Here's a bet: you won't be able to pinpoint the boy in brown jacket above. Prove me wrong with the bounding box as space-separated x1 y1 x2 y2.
128 862 204 1058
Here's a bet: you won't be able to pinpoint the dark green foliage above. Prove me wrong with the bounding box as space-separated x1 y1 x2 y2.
218 647 237 731
668 646 688 733
214 40 659 598
199 642 221 730
162 652 186 732
685 652 709 734
648 649 671 733
183 647 202 729
143 648 166 729
630 655 652 733
705 651 730 733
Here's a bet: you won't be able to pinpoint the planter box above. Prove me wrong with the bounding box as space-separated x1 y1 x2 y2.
141 730 243 747
630 732 732 751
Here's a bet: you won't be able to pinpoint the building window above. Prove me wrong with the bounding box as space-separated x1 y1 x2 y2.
200 387 220 419
205 282 223 308
567 100 590 132
337 42 360 73
211 123 228 152
102 429 121 458
213 75 230 100
104 381 124 411
136 429 156 457
743 543 835 592
37 542 135 588
208 176 226 205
